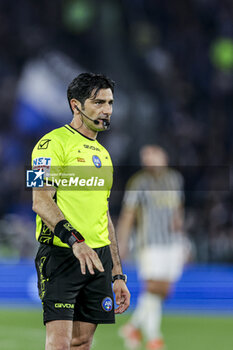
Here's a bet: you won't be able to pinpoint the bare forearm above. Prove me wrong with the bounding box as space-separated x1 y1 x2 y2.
32 190 65 231
108 213 122 275
116 208 135 259
172 204 185 233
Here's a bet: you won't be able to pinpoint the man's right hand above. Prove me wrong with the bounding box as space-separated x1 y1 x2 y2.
72 242 104 275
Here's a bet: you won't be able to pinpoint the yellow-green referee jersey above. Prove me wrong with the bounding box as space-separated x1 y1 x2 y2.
31 124 113 249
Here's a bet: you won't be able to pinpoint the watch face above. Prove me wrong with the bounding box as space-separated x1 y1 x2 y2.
68 235 78 247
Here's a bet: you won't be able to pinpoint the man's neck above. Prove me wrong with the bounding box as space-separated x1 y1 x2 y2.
70 119 97 140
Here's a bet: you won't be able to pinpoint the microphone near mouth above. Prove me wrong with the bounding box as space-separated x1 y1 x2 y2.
103 120 110 128
75 105 110 129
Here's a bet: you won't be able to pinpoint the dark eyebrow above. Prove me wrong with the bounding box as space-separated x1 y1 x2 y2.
94 99 104 102
92 98 114 104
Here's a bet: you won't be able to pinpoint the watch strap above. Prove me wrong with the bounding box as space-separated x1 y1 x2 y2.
112 274 127 283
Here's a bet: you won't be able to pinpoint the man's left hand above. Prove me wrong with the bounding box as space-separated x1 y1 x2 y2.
113 280 130 314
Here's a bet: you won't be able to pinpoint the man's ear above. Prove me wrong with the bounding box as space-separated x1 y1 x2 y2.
70 99 81 114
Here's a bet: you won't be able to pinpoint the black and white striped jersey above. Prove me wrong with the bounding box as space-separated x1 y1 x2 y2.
123 168 184 247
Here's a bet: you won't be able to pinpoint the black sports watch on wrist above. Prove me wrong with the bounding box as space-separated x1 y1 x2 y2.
112 274 127 283
68 234 79 247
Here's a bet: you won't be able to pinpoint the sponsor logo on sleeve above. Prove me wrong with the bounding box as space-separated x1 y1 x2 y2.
32 157 51 176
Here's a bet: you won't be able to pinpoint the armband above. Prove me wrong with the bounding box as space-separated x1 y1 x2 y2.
54 220 85 247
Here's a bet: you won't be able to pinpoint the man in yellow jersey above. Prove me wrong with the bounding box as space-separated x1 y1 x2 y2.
31 73 130 350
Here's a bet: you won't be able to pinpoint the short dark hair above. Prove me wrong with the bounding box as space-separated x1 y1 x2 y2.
67 72 115 113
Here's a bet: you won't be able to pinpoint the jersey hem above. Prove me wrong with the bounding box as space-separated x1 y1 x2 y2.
38 242 111 249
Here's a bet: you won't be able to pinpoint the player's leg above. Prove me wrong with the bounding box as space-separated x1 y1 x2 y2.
143 280 171 350
71 321 97 350
120 246 171 349
143 243 185 349
119 293 144 349
122 281 169 350
147 279 171 298
46 320 73 350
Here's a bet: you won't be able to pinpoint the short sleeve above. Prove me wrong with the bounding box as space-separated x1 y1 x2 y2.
31 136 64 184
122 174 142 209
175 171 185 204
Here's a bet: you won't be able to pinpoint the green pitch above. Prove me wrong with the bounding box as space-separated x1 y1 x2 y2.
0 309 233 350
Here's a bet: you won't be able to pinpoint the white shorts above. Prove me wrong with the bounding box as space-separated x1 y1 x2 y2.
138 243 185 282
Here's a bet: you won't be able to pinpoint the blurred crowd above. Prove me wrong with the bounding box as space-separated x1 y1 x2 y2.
0 0 233 261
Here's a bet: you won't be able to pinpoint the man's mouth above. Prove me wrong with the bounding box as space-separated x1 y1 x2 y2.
97 118 110 123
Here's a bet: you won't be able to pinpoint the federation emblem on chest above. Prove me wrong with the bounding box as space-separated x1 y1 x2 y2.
92 155 102 168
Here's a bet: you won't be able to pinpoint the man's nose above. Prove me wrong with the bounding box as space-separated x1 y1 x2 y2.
103 104 112 115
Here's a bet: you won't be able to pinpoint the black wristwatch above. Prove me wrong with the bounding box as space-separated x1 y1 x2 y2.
112 274 127 283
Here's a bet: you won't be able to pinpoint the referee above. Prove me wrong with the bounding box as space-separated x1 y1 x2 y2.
32 73 130 350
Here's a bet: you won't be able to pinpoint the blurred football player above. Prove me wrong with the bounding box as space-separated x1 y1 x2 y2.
118 145 187 350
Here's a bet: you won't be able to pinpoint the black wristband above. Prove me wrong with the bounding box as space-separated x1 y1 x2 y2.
112 274 127 283
54 220 85 247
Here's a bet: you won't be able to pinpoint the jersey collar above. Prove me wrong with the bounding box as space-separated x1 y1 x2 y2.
65 124 96 141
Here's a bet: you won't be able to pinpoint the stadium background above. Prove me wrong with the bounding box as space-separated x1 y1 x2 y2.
0 0 233 349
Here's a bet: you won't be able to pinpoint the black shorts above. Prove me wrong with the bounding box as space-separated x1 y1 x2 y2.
35 244 115 325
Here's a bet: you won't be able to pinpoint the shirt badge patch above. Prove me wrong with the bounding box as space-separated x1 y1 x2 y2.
101 297 113 312
92 155 102 168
